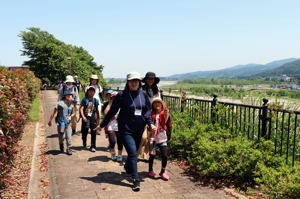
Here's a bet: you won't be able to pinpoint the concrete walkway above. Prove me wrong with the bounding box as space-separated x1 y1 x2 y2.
42 90 241 199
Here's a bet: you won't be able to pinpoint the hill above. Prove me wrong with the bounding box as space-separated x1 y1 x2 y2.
253 59 300 78
166 58 298 80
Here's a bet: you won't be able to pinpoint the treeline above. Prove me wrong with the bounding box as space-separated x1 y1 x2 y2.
19 27 105 85
179 77 299 86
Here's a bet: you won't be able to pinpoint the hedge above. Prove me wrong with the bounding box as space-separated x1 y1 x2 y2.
0 67 40 190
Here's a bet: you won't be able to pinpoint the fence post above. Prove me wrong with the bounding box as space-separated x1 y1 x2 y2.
261 98 269 139
211 94 218 124
117 87 119 91
169 88 171 94
180 91 187 112
160 90 164 100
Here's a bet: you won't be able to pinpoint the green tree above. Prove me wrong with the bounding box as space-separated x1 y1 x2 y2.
19 27 105 85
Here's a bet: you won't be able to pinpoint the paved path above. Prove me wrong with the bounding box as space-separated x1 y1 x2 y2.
42 90 241 199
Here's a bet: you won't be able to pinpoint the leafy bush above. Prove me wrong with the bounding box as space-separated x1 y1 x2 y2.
169 110 300 198
0 67 40 189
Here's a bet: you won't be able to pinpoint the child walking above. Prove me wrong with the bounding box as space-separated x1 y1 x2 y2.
48 91 75 155
148 98 172 181
80 86 100 152
103 91 123 161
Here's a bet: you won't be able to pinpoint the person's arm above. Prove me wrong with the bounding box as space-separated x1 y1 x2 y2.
68 105 76 121
74 87 80 107
48 107 57 126
143 92 156 131
95 99 101 126
57 87 63 101
99 93 122 128
80 105 88 122
104 102 111 115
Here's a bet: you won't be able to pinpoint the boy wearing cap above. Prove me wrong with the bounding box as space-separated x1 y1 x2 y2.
80 86 100 152
58 75 80 135
48 91 75 155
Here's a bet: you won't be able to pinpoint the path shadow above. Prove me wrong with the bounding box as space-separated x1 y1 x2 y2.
88 155 109 162
80 171 148 188
95 146 109 152
46 149 62 156
47 134 58 138
72 146 85 151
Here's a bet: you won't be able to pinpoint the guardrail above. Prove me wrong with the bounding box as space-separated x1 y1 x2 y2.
104 88 300 166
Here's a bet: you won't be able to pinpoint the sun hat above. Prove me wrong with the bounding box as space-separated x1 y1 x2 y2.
110 91 119 98
151 97 166 109
142 72 160 84
106 89 113 94
65 75 75 83
90 74 99 80
86 86 96 92
127 72 141 81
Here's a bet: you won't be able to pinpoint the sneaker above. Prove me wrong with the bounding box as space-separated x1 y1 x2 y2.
147 171 156 178
67 149 72 155
83 142 86 148
90 148 96 152
132 179 140 192
116 155 122 162
59 144 64 152
159 172 169 181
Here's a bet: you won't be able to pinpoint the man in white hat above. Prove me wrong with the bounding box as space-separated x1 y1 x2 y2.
58 75 80 135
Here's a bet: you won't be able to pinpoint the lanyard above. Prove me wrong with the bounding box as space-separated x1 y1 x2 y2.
129 91 142 111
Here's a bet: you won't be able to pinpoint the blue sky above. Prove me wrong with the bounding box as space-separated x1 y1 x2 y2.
1 0 300 78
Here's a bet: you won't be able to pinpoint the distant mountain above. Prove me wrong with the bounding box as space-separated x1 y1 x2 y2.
253 59 300 78
165 58 298 80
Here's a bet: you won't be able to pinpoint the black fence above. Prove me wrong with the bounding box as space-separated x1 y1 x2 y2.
104 88 300 166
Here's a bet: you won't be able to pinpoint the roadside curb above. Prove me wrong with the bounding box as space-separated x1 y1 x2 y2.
27 122 40 199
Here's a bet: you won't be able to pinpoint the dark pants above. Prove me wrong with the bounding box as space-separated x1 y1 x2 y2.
107 131 123 151
81 121 97 148
149 145 168 172
122 133 142 180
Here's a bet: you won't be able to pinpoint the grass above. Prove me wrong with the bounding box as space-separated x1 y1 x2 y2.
28 94 41 122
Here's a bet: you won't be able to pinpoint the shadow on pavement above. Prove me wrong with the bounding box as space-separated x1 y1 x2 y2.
47 134 58 138
88 155 110 162
46 150 62 156
80 171 148 188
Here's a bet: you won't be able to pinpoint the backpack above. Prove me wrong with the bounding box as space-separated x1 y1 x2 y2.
62 84 77 94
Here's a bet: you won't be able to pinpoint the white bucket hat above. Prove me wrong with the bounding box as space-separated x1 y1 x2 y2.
65 75 75 83
127 72 141 81
90 74 99 80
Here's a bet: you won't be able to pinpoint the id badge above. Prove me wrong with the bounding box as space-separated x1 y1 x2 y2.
134 109 142 116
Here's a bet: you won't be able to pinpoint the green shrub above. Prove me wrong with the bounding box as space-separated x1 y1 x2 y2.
169 110 300 198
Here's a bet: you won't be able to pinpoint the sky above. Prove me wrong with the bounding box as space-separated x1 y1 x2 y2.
1 0 300 78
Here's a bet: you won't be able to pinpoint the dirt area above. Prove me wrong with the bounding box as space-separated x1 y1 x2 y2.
0 122 35 199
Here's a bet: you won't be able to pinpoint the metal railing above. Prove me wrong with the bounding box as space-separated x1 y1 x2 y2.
104 88 300 166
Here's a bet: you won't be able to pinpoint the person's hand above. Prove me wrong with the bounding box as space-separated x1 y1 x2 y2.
150 124 157 133
82 116 88 122
60 128 64 133
48 121 52 127
93 126 102 131
68 116 72 121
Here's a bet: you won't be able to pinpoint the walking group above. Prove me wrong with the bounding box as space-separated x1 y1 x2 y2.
48 71 173 192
